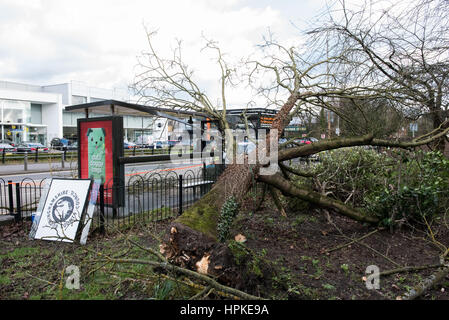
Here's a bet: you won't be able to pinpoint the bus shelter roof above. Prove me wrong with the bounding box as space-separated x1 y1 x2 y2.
65 99 216 124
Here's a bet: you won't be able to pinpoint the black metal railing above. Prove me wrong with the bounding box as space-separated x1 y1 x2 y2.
0 163 226 231
0 146 193 165
93 163 225 230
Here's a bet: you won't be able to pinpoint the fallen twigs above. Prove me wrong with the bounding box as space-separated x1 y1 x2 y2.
324 229 381 253
125 237 166 261
323 213 399 266
401 265 449 300
331 228 399 267
189 286 213 300
379 264 443 277
98 256 266 300
105 267 243 300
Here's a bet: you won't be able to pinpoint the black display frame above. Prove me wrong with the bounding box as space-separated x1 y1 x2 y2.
77 116 124 207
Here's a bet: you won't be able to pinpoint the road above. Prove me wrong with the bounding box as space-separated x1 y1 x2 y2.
0 159 211 184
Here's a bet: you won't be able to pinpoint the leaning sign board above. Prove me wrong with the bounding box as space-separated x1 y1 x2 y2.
30 178 92 243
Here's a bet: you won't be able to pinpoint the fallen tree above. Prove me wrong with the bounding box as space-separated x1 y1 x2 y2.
161 112 449 290
133 24 449 293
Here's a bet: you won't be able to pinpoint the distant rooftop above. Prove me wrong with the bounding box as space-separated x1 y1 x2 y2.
0 80 129 102
0 80 43 93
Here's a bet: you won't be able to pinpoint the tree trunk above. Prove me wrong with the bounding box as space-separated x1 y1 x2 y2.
160 92 301 286
160 166 252 287
431 111 448 153
258 173 379 224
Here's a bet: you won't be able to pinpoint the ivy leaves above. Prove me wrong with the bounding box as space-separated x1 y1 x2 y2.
217 197 239 243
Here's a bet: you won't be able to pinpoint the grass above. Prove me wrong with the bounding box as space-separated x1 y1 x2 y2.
0 219 198 300
2 199 448 301
0 152 72 165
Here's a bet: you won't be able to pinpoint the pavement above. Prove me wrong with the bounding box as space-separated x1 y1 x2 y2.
0 215 15 226
0 161 76 177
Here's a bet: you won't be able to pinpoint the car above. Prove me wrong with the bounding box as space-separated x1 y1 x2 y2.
297 137 320 160
66 141 78 150
152 141 164 149
134 135 153 147
0 143 16 153
286 137 318 147
15 143 33 153
294 138 312 145
167 140 179 147
51 138 70 150
135 143 151 149
20 142 49 152
281 137 320 160
124 141 137 149
0 139 15 147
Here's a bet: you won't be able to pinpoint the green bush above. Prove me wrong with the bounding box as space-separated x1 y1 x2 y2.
365 150 449 226
313 147 391 207
290 147 449 227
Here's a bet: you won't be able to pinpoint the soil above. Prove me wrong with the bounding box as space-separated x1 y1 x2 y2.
231 203 449 300
1 202 449 300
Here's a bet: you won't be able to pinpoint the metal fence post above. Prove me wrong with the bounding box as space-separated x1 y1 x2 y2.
202 162 206 178
214 162 218 180
201 162 207 195
178 174 183 215
24 152 28 171
112 184 118 219
2 148 5 164
8 180 14 215
35 147 39 163
99 184 105 234
61 152 65 169
15 182 21 222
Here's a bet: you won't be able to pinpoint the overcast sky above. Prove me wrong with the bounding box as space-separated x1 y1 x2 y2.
0 0 334 106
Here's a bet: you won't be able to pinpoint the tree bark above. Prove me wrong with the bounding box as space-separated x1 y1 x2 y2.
258 173 379 224
431 110 448 153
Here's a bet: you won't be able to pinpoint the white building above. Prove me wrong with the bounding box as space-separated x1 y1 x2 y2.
0 80 129 145
0 79 216 147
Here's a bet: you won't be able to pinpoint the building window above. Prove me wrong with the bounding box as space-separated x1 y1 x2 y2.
30 104 42 124
1 99 31 123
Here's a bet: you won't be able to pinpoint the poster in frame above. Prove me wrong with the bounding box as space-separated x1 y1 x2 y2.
77 116 124 206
